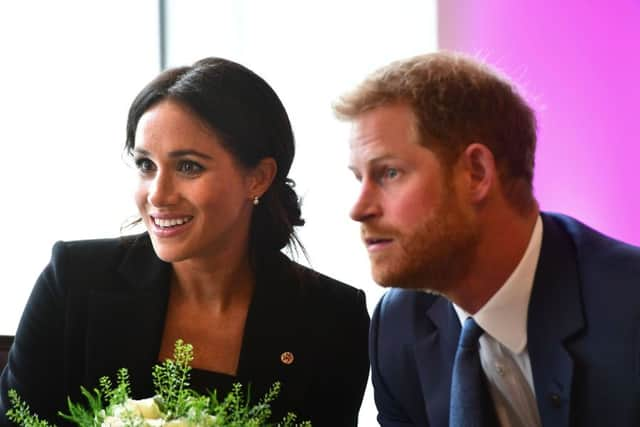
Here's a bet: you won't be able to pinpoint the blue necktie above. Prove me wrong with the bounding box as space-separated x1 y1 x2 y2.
449 317 496 427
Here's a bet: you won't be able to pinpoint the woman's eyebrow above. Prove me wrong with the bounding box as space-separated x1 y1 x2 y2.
168 149 213 160
132 148 213 160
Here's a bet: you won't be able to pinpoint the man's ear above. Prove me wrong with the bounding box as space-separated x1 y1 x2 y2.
248 157 277 199
460 143 496 203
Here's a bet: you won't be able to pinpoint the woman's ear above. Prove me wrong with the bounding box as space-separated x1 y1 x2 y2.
248 157 277 199
460 143 496 204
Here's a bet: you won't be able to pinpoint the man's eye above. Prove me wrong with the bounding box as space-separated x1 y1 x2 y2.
384 168 399 180
177 160 204 175
134 158 155 173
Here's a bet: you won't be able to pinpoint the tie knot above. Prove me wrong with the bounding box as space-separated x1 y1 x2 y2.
459 317 484 348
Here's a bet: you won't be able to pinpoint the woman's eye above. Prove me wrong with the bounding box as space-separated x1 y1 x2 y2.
177 160 204 176
134 158 155 173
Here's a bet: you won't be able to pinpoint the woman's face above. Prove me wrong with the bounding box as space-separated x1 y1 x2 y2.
133 100 257 264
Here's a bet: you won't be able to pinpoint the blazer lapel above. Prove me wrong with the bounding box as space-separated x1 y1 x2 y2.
528 214 584 427
85 234 171 396
415 296 460 427
236 253 309 400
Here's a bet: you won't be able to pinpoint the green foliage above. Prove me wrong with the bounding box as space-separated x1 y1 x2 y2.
98 376 112 404
6 389 55 427
59 386 104 426
8 339 312 426
58 365 135 425
113 368 132 406
206 382 311 427
152 338 194 419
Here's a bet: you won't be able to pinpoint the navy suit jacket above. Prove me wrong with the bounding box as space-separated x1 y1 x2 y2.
370 213 640 426
0 234 370 426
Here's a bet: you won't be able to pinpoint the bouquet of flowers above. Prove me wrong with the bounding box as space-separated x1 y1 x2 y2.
6 340 311 427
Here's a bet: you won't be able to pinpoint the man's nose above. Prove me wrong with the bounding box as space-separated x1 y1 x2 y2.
350 181 380 222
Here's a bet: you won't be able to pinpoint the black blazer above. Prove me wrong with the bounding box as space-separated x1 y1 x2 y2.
0 234 370 426
0 338 11 374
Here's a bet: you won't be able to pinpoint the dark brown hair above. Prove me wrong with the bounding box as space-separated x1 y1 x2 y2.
125 57 304 258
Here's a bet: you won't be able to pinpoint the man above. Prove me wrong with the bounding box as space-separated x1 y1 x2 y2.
334 52 640 426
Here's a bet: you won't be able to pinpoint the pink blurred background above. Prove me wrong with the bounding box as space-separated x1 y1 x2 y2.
438 0 639 245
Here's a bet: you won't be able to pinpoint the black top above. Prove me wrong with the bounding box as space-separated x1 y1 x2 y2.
189 368 236 397
0 234 370 426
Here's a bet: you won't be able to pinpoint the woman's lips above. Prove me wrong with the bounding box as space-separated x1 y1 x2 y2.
149 215 194 237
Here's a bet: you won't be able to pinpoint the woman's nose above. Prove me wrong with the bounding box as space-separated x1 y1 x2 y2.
147 172 178 207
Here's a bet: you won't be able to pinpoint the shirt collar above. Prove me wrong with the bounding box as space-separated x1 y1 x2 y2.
454 215 543 353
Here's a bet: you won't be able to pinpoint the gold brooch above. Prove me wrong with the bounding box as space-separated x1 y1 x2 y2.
280 351 294 365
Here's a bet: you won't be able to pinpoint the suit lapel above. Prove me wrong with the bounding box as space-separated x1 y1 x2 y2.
85 234 171 396
415 295 460 427
528 214 584 427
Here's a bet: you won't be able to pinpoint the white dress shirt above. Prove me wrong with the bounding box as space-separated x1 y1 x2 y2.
454 216 543 427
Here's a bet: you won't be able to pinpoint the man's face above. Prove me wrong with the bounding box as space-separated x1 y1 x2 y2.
348 103 479 292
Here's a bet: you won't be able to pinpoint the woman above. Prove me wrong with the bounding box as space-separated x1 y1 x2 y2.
0 58 369 426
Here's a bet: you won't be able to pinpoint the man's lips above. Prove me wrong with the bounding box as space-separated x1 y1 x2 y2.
363 236 394 251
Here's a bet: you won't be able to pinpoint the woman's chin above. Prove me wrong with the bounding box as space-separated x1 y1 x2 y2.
149 240 190 263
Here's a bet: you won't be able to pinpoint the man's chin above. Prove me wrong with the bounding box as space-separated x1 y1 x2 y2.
371 268 395 287
372 268 449 293
372 269 418 289
421 288 445 296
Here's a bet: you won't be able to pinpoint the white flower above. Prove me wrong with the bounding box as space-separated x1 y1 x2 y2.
101 415 129 427
143 419 166 427
102 397 162 426
126 397 163 419
163 420 190 427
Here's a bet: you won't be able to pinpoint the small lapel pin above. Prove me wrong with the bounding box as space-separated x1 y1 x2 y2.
280 351 294 365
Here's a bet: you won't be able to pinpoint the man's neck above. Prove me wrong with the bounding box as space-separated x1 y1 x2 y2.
448 207 539 314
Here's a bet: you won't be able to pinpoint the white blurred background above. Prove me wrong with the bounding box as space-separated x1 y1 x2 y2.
0 1 438 424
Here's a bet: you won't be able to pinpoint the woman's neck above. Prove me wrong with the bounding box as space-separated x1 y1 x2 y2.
170 249 255 313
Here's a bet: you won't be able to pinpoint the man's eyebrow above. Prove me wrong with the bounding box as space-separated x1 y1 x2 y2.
348 154 398 175
132 148 213 160
368 154 396 164
351 154 396 169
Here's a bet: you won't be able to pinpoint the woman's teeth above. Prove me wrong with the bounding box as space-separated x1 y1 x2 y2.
153 217 192 228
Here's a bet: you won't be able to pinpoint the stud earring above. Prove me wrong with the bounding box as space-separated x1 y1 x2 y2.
253 196 260 206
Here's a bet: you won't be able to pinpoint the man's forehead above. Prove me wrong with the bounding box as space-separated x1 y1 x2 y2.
352 104 414 131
